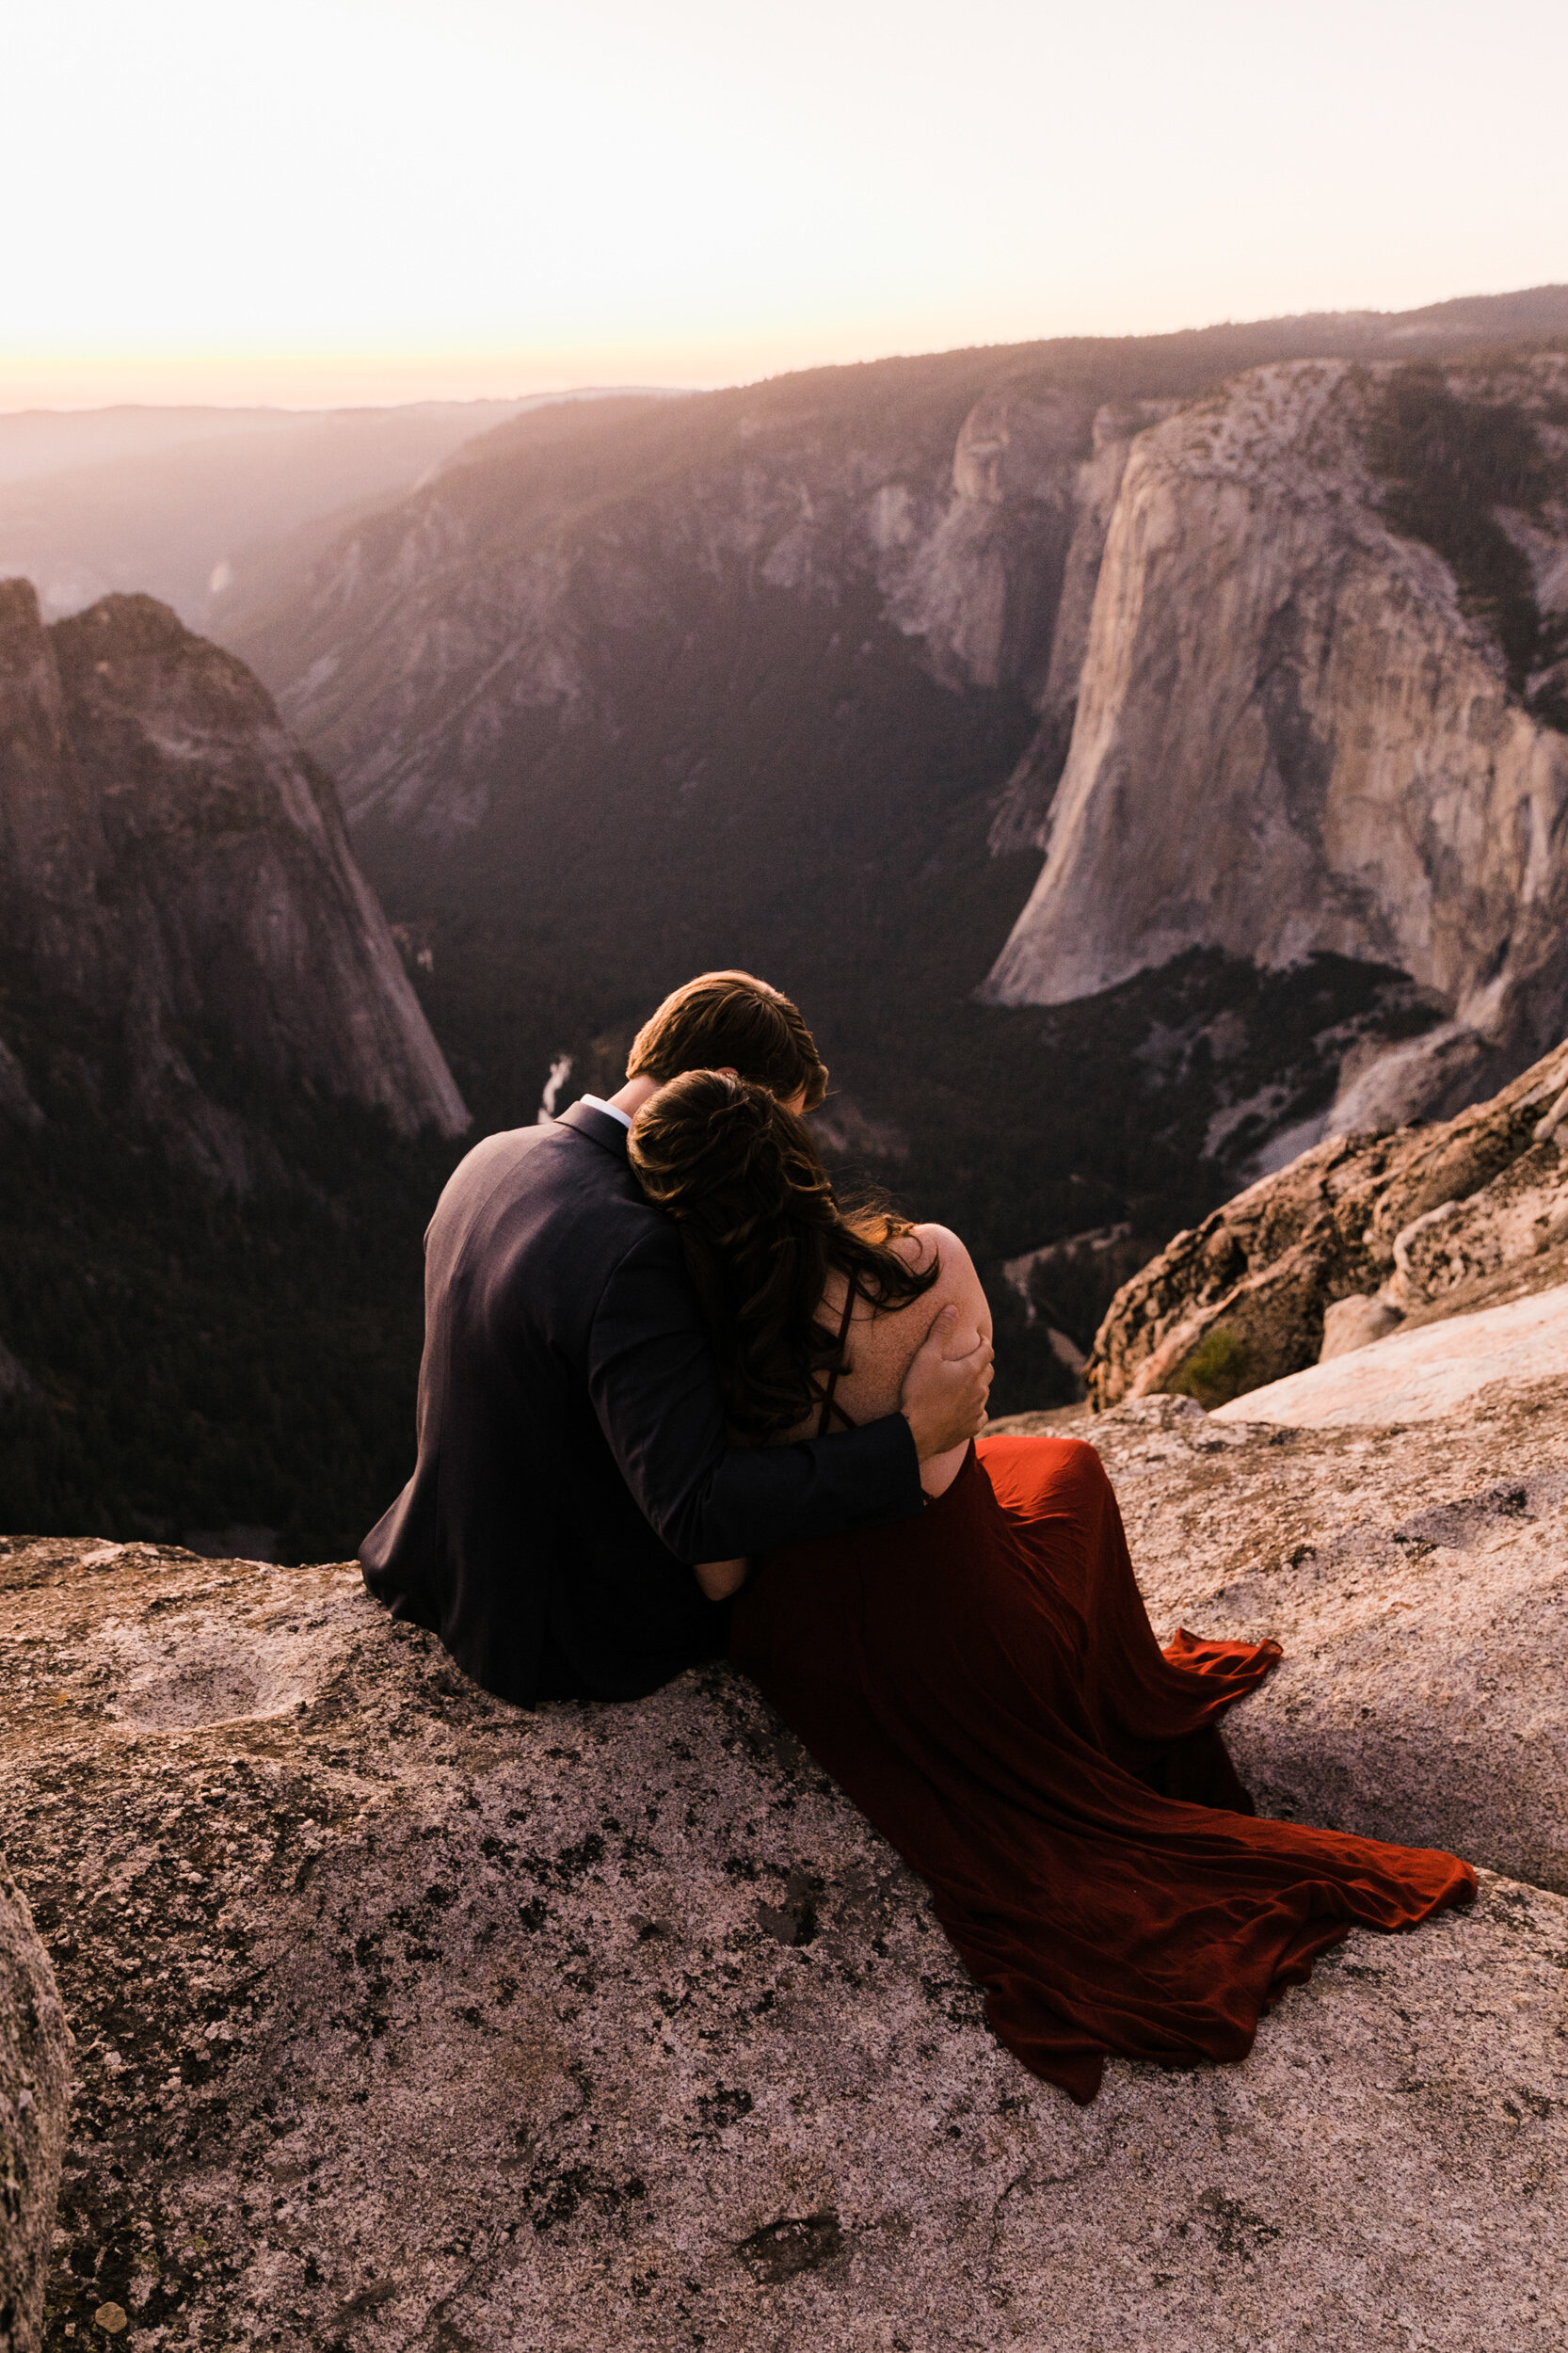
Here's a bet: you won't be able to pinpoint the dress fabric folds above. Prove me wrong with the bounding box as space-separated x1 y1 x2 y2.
730 1433 1475 2105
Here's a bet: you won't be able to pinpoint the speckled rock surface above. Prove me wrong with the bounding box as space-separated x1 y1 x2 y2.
1087 1035 1568 1410
998 1377 1568 1900
1208 1279 1568 1430
0 1870 72 2353
2 1519 1566 2351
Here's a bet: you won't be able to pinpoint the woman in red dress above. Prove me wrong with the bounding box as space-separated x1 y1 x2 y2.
629 1073 1475 2106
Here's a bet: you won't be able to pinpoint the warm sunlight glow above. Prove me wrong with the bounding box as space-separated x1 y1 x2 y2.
3 0 1566 407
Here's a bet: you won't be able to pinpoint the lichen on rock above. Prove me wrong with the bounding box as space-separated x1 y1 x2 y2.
1090 1032 1568 1408
3 1469 1566 2348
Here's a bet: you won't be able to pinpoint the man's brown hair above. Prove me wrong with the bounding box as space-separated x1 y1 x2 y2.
627 971 828 1111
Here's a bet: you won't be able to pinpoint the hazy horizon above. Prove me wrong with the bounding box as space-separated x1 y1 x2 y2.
7 282 1568 422
4 0 1565 412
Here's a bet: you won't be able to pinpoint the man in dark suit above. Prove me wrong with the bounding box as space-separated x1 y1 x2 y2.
360 971 993 1705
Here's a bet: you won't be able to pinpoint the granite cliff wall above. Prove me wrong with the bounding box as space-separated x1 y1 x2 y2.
228 336 1568 1169
984 358 1568 1127
0 581 467 1185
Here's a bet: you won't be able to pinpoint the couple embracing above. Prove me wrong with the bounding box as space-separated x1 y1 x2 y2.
363 971 1472 2105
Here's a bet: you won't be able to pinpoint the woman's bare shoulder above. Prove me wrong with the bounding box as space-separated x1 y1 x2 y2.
891 1221 977 1279
894 1223 990 1337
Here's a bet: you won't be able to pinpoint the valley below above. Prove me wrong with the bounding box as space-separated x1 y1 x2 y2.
232 294 1568 1220
4 282 1568 1544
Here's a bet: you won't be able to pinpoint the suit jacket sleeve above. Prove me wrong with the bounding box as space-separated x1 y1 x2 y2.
585 1226 924 1562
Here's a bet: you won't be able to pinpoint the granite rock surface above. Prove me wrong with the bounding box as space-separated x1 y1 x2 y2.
0 1876 71 2353
1208 1278 1568 1431
984 355 1568 1121
5 1354 1568 2353
1089 1033 1568 1408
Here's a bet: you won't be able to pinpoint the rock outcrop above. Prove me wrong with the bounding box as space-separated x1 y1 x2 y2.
1089 1032 1568 1408
0 581 467 1182
6 1336 1568 2349
985 356 1568 1122
0 1874 72 2353
1208 1277 1568 1430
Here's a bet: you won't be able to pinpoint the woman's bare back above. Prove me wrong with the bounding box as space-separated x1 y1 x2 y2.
781 1223 992 1497
692 1224 992 1598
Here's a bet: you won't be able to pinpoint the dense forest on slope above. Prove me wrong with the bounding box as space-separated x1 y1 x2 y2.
0 1023 454 1561
1368 363 1568 723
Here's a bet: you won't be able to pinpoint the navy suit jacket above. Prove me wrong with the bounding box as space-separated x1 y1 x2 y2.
360 1101 925 1704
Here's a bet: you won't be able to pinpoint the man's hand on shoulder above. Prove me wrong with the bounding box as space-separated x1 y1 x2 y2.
899 1304 994 1461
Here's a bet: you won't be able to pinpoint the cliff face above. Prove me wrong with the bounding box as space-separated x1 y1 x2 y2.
231 381 1095 840
210 309 1568 1393
229 303 1568 874
984 358 1568 1123
226 328 1568 1182
0 582 467 1183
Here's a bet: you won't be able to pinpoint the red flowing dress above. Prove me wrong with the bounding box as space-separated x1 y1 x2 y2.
730 1421 1475 2105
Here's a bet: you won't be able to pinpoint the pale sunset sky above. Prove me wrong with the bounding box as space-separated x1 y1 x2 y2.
4 0 1565 410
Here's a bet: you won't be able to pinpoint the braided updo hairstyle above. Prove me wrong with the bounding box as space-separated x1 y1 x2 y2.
629 1070 939 1442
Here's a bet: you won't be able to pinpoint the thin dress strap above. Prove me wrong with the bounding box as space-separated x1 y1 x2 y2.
815 1275 860 1437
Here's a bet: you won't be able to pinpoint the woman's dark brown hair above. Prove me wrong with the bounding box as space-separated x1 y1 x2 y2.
626 970 828 1111
629 1069 938 1442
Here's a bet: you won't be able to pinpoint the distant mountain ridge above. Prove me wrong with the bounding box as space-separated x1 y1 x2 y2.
0 392 690 635
218 288 1568 1225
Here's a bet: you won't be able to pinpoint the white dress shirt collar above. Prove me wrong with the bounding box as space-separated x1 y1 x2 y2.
578 1093 633 1132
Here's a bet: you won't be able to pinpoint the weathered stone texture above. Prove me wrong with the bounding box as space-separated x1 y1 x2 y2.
984 356 1568 1118
2 1456 1566 2349
1079 1382 1568 1897
0 1873 72 2353
1208 1278 1568 1431
1089 1032 1568 1408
